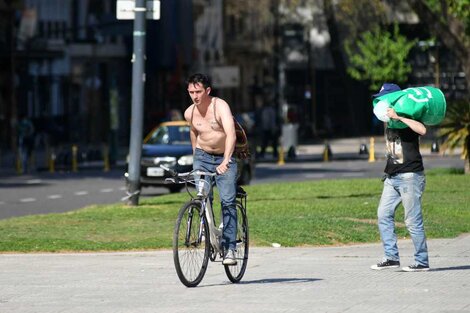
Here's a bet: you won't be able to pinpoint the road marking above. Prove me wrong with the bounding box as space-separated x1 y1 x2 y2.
20 198 36 203
100 188 113 193
342 173 365 177
48 194 62 199
74 191 89 196
119 187 126 191
0 201 5 205
305 173 326 178
26 179 42 184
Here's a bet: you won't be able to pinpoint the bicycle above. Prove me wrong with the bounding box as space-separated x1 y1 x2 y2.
160 165 249 287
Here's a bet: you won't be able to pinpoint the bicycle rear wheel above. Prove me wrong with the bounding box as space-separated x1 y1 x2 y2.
173 201 210 287
224 201 249 283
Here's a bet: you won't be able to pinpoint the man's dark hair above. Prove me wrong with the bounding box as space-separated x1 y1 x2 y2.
187 73 212 89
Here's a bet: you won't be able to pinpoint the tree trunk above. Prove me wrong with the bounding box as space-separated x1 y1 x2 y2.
407 0 470 93
323 0 359 135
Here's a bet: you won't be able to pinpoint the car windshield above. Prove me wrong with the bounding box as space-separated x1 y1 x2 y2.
145 125 191 145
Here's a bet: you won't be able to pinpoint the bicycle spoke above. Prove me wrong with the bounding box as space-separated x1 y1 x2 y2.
224 203 249 283
173 201 209 287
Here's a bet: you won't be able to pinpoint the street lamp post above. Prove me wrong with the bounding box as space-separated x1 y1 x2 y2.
126 0 147 206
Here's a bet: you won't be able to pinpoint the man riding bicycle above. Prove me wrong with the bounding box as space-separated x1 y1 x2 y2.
183 73 238 265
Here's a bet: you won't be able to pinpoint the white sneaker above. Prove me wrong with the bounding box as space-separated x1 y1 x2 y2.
222 249 237 266
370 259 400 270
402 264 430 272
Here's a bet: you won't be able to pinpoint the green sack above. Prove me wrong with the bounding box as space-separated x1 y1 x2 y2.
372 86 447 129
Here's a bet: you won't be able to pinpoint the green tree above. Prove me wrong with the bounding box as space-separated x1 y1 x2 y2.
407 0 470 92
344 24 417 91
438 100 470 173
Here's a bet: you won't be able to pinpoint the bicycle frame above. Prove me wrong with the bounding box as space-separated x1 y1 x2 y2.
162 166 224 256
196 176 223 255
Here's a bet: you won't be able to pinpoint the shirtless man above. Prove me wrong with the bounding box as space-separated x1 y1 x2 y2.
183 73 238 265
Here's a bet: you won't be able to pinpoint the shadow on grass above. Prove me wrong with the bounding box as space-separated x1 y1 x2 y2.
250 193 377 202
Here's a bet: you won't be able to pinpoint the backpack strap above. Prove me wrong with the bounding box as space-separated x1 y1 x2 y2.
189 103 196 129
212 97 223 127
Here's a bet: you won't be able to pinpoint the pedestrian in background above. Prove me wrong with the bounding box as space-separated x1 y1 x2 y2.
259 103 279 159
370 83 430 272
17 114 35 173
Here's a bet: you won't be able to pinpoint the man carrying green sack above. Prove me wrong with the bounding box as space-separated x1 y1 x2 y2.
373 83 446 128
371 83 432 272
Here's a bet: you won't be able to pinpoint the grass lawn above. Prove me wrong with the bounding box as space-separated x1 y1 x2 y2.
0 170 469 252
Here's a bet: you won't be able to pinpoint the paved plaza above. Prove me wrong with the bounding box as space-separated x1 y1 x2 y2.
1 234 469 313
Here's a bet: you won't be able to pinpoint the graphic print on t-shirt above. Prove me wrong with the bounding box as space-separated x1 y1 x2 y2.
386 129 404 164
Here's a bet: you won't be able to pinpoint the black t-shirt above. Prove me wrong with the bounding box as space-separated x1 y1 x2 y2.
384 127 424 175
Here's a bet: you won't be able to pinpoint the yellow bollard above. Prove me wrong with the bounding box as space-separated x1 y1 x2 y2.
16 152 23 174
323 141 331 162
277 146 285 165
103 144 110 172
72 145 78 172
368 137 376 162
49 149 56 173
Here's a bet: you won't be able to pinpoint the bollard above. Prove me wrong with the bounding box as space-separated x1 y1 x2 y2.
49 149 56 173
16 151 23 174
72 145 78 172
323 141 332 162
431 141 439 153
277 146 285 165
368 137 376 162
103 144 110 172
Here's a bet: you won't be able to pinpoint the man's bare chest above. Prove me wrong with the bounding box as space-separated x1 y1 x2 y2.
193 108 223 133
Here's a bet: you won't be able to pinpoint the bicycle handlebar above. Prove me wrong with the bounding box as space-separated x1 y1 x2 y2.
160 165 217 185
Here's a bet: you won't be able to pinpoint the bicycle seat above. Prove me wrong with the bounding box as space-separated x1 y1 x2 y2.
236 185 246 197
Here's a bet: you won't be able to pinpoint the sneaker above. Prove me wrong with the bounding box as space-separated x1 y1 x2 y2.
370 259 400 270
222 249 237 266
402 264 430 272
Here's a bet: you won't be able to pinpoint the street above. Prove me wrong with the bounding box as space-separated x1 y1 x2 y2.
0 155 465 220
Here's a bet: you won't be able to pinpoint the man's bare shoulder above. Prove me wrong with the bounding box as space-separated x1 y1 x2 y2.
184 104 195 122
214 97 232 115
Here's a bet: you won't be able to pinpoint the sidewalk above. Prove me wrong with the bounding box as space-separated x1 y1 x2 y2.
1 234 469 313
257 136 463 163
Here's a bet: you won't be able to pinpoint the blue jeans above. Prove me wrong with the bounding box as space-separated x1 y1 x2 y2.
193 148 238 251
377 172 429 266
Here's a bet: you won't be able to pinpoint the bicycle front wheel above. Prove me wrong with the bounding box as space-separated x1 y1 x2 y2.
224 202 249 283
173 201 210 287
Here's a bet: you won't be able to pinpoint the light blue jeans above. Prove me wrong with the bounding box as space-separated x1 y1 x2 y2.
377 171 429 266
193 148 238 251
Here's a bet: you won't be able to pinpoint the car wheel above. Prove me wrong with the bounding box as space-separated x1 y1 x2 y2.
168 185 183 193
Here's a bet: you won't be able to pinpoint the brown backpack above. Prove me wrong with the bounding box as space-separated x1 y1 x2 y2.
232 116 251 160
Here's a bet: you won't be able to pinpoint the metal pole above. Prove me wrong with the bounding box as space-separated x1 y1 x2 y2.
126 0 147 206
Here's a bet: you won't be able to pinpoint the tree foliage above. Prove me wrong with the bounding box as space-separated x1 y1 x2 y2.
438 100 470 173
335 0 386 39
344 24 417 91
407 0 470 92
